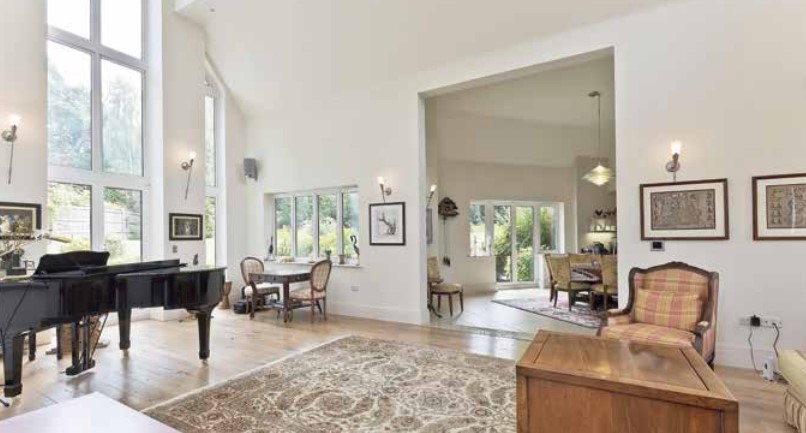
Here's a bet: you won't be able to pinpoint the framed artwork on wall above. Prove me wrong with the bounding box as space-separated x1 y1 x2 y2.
752 173 806 240
169 213 204 241
640 179 729 240
369 202 406 246
0 202 42 238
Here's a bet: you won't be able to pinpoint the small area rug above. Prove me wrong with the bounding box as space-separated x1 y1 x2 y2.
144 336 516 432
491 290 603 329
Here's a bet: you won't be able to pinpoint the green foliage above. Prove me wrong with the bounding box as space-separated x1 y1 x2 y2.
205 197 216 239
47 58 91 169
102 65 142 175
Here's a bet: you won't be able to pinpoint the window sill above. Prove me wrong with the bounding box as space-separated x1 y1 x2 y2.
263 259 362 269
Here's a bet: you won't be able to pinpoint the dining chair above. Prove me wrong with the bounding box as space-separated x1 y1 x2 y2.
569 253 594 266
545 254 592 311
589 254 617 310
289 259 332 323
427 256 464 316
240 256 280 320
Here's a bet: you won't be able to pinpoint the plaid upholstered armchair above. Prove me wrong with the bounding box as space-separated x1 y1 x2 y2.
598 262 719 367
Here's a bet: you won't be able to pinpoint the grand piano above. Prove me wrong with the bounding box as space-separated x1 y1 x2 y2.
0 251 225 398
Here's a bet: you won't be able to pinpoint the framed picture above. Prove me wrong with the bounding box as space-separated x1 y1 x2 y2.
640 179 729 240
0 202 42 238
169 213 203 241
369 202 406 246
753 173 806 240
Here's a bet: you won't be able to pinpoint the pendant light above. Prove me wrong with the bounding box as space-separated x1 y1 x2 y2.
583 90 614 187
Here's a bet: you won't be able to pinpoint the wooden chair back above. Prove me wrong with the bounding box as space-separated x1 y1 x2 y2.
240 256 264 285
310 260 332 293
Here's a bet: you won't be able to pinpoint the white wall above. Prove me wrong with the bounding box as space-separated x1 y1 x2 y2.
162 0 207 266
224 0 806 366
0 0 47 240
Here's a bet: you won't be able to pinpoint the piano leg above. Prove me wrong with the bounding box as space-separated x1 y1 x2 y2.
3 335 25 398
196 310 212 360
67 322 81 376
55 325 63 360
118 308 132 350
28 331 36 361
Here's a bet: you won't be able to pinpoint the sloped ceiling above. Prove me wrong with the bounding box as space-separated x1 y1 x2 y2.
178 0 677 119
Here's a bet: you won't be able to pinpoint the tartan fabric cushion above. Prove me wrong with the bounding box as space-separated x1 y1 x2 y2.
606 312 632 326
634 268 710 301
601 323 695 347
633 289 703 332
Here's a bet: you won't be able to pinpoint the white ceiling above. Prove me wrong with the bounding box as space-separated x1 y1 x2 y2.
427 56 615 128
178 0 676 118
425 56 615 167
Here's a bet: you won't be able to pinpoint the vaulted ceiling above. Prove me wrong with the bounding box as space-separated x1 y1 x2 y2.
178 0 677 119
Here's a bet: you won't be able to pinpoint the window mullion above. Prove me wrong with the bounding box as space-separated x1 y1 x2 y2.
313 194 320 258
290 195 297 257
90 0 101 46
91 50 103 174
91 184 104 251
337 192 344 258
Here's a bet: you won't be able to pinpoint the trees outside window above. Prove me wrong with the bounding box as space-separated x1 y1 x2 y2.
470 201 563 286
275 188 358 261
47 0 148 262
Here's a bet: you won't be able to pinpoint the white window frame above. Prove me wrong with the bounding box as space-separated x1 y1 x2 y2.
274 187 359 260
46 0 149 259
204 75 221 266
469 200 565 288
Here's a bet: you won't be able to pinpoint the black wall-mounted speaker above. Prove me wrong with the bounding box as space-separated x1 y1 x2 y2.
244 158 258 181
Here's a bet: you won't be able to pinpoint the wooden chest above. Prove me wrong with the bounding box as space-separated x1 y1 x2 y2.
516 331 739 433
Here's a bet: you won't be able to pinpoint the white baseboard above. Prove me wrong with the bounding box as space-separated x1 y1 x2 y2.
715 341 775 369
327 301 421 325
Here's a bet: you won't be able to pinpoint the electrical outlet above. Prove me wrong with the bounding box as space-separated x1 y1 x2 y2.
740 315 783 328
761 317 783 328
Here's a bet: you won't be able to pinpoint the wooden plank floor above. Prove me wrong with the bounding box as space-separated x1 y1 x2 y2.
0 310 793 432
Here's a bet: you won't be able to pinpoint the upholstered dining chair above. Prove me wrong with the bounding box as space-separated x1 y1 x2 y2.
589 254 618 310
427 256 464 316
240 256 280 319
598 262 719 367
569 253 594 266
545 254 592 311
289 259 332 323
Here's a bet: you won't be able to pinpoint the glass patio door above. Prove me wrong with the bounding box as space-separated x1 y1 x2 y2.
486 201 562 287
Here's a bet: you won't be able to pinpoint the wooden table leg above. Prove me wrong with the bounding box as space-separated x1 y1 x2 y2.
283 280 290 323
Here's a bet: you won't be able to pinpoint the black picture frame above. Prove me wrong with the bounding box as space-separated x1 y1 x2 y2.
169 213 204 241
0 202 42 238
369 202 406 246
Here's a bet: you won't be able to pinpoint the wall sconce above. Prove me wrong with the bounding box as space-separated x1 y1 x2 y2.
377 176 392 202
426 184 437 208
2 114 21 185
181 151 196 199
666 140 682 182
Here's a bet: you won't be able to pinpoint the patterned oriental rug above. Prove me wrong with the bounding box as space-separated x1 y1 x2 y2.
491 290 603 329
144 336 516 432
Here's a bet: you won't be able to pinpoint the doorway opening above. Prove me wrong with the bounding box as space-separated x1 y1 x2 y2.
422 49 617 338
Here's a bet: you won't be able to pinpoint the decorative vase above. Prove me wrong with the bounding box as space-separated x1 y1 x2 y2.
218 281 232 310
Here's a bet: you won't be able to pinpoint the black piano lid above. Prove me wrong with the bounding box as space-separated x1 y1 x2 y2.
116 265 227 277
